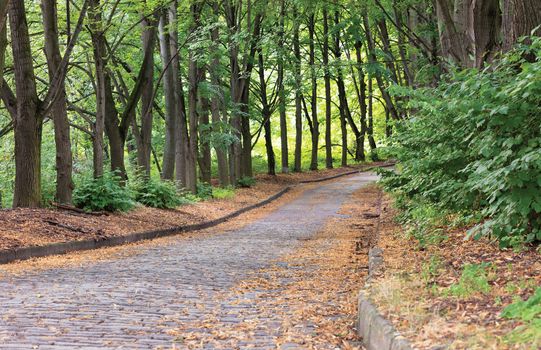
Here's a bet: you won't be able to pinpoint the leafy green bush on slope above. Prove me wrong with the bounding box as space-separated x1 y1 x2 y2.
381 38 541 247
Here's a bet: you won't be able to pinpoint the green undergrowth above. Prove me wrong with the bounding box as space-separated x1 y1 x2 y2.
381 37 541 248
501 288 541 347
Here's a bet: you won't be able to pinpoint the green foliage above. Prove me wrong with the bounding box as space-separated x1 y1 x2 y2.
382 38 541 247
73 172 135 212
212 186 236 200
501 288 541 347
131 177 185 209
237 176 256 188
421 255 444 286
196 182 214 200
445 263 492 298
395 200 449 248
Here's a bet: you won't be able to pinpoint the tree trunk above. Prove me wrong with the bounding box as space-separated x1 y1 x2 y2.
198 71 212 184
9 0 42 207
159 13 177 180
89 0 105 178
42 0 74 204
308 13 319 171
502 0 541 51
293 7 302 173
0 0 8 90
367 77 378 159
353 40 367 162
137 15 154 177
278 0 288 173
185 3 202 193
210 7 229 186
257 51 276 176
363 12 400 120
170 2 189 188
323 7 333 169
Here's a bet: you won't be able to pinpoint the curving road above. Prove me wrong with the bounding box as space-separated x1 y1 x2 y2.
0 172 378 349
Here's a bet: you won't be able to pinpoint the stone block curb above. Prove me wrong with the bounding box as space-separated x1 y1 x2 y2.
357 236 414 349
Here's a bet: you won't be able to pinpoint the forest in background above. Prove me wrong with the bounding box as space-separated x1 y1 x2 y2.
0 0 540 247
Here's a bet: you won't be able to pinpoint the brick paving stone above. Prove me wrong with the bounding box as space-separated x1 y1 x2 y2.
0 173 378 349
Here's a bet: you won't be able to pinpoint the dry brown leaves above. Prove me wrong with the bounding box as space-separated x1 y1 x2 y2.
366 193 541 350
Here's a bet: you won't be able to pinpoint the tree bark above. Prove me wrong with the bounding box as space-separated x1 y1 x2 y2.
0 0 8 91
502 0 541 51
9 0 42 207
210 7 229 185
137 15 155 177
323 7 333 169
169 1 189 188
277 0 288 173
257 51 276 176
42 0 74 204
293 7 302 173
159 13 177 180
308 12 319 171
89 0 105 178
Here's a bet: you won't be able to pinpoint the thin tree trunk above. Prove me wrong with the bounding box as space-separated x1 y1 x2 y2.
293 7 302 172
9 0 42 207
363 12 400 120
308 12 319 171
257 51 276 176
89 0 105 178
198 70 212 184
323 7 333 169
185 3 202 193
42 0 74 204
354 40 367 162
367 77 378 159
210 6 229 186
138 15 154 177
0 0 9 91
278 0 288 173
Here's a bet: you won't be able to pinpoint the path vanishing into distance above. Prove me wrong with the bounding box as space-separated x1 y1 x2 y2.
0 172 379 349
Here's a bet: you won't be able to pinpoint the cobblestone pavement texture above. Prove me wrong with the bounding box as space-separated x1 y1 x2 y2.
0 173 378 349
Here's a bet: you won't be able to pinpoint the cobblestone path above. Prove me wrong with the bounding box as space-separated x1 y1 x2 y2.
0 173 378 349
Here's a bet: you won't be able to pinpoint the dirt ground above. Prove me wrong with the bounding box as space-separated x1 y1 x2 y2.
0 163 387 251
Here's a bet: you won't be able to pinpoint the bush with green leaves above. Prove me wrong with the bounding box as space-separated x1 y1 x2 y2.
131 177 185 209
212 186 235 200
73 172 135 212
196 182 213 200
237 176 256 188
382 37 541 247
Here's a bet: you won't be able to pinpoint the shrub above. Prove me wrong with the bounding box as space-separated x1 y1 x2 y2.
73 172 135 212
131 177 184 209
382 37 541 247
237 176 256 188
212 186 235 200
196 182 213 200
446 263 492 298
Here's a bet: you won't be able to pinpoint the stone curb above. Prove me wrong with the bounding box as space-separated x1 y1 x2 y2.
357 227 414 350
0 163 393 265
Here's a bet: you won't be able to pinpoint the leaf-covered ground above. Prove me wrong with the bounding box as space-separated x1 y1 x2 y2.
366 194 541 349
0 164 386 251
